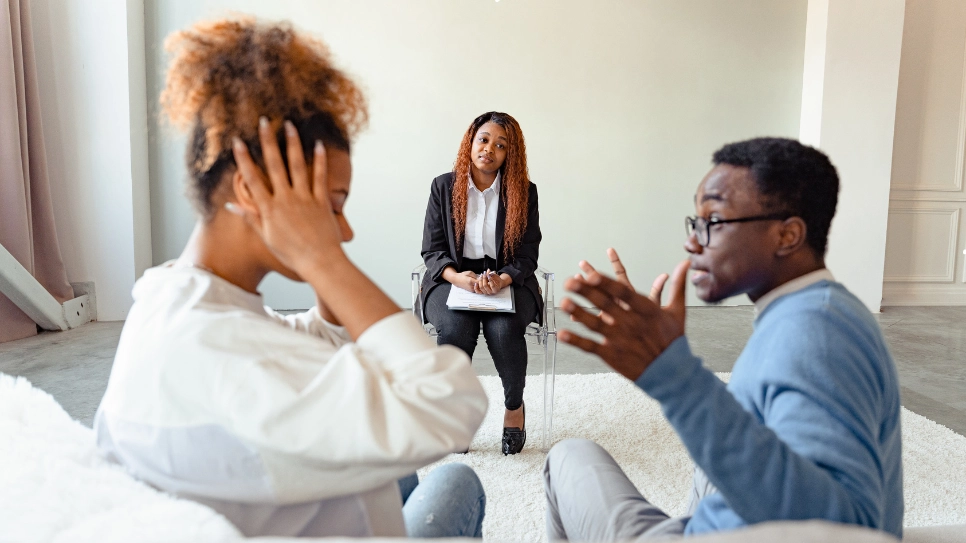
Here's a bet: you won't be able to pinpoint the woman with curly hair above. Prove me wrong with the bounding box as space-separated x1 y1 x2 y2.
93 17 488 538
421 111 541 455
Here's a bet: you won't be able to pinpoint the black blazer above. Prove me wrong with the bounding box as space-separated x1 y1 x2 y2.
420 172 543 323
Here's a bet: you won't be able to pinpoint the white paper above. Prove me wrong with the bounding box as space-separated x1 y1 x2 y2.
446 285 514 312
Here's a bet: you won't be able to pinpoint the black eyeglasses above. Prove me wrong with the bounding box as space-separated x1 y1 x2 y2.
685 213 790 247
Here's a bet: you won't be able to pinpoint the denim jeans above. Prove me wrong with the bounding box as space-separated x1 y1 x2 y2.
399 463 486 538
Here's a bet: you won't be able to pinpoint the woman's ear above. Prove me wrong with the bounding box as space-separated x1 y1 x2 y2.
776 217 808 257
230 168 260 218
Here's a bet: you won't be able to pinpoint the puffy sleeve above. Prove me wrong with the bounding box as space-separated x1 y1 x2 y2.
211 311 488 503
264 306 352 348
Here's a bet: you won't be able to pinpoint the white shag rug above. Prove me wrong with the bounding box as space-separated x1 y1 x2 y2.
2 372 964 542
420 374 966 542
0 374 241 543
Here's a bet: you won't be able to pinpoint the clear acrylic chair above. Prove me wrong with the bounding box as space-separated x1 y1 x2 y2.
411 264 558 451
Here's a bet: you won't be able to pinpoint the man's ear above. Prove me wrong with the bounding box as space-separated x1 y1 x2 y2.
776 217 808 257
230 169 259 217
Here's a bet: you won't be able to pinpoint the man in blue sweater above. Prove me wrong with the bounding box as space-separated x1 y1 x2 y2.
546 138 903 540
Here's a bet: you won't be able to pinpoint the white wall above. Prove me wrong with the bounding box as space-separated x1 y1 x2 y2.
800 0 905 311
883 0 966 305
30 0 152 321
145 0 808 309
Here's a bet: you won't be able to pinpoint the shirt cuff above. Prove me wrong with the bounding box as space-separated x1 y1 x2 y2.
634 335 703 401
356 311 436 361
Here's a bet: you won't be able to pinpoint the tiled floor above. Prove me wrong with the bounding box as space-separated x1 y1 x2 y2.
0 306 963 435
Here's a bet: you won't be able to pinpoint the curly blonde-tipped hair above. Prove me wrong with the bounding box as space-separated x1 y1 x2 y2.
159 16 368 216
452 112 530 260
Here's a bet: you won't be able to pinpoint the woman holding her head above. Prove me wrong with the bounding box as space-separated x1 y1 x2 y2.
421 112 542 455
93 18 487 538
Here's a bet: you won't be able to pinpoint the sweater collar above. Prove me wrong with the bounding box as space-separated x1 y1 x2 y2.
754 268 835 316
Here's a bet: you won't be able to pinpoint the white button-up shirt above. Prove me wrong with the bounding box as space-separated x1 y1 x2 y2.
463 172 501 259
94 262 487 538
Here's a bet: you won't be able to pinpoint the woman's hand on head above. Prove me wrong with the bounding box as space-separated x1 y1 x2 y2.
230 117 345 275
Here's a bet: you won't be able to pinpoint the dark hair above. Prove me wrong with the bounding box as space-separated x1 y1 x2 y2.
712 137 839 256
160 17 367 218
188 114 348 217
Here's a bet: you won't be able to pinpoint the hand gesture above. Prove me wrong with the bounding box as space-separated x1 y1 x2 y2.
559 258 691 381
230 117 343 276
577 248 671 318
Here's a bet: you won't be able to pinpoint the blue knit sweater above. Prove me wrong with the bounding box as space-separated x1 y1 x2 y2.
636 280 903 537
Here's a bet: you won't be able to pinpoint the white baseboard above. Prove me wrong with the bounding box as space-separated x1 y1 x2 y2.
881 283 966 306
71 282 96 323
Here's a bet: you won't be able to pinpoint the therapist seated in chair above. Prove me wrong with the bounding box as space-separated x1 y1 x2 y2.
420 111 542 455
94 17 488 539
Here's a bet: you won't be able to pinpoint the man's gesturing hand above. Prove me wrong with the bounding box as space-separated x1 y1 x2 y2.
558 259 691 381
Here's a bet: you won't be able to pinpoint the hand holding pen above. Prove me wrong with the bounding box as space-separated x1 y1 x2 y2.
474 268 507 295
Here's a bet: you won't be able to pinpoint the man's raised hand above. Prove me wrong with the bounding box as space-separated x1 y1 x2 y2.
558 259 691 381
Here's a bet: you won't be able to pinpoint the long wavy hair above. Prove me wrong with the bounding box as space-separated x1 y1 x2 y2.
452 112 530 260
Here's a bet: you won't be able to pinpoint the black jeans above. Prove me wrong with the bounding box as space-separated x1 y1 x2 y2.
425 272 538 411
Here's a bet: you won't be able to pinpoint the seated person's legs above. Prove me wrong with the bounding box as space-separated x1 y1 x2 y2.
425 283 483 357
480 287 538 412
403 463 486 538
544 439 687 542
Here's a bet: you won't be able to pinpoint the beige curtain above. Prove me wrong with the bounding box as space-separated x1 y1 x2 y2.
1 0 72 343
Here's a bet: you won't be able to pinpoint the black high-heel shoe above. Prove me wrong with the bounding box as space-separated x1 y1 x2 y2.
502 402 526 455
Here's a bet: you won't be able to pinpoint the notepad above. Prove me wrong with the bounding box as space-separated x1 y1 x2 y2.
446 285 516 313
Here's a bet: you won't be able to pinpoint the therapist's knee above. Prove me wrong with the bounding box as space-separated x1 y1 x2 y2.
437 324 479 350
482 316 526 344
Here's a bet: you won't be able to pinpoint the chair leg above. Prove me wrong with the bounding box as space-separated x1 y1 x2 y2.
542 331 557 452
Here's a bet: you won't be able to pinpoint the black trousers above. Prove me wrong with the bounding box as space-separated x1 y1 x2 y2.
425 259 538 411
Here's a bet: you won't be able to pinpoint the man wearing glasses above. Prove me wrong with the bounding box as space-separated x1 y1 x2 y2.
545 138 903 540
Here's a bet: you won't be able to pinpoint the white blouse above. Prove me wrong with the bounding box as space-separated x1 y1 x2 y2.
94 262 488 538
463 172 501 260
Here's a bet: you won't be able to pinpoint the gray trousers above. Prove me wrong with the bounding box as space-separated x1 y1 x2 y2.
543 439 717 542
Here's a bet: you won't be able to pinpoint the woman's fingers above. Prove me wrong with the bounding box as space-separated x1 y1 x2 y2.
258 117 289 195
312 140 329 202
231 137 271 210
284 121 310 195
